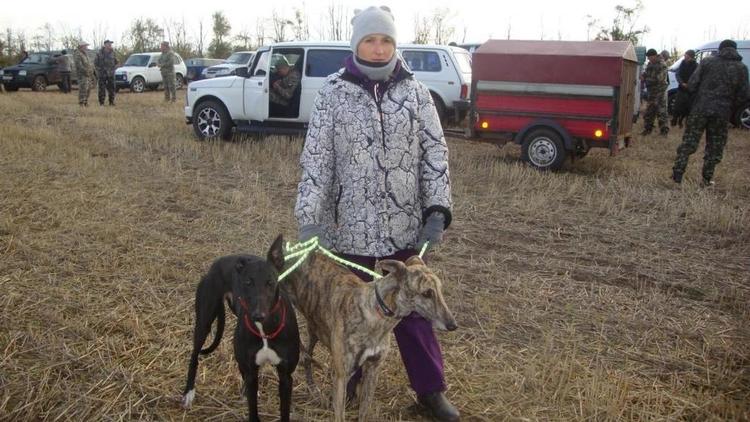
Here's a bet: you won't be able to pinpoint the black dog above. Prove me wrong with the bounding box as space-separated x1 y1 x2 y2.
232 236 299 422
181 235 300 422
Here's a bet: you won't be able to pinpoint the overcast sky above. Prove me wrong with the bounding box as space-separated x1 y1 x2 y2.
1 0 748 52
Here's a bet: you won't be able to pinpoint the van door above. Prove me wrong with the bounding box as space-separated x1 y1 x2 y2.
401 49 455 107
299 48 352 121
147 56 161 85
267 48 304 119
244 50 270 121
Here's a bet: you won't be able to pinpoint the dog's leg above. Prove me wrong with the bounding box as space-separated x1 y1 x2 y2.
303 328 324 403
182 289 223 408
276 362 294 422
357 353 384 422
242 362 261 422
330 323 347 422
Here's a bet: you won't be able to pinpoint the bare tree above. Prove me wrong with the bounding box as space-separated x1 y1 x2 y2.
234 27 254 51
291 8 310 41
90 21 110 50
592 1 649 45
412 13 431 44
195 19 207 57
326 1 349 41
126 18 164 52
432 8 456 45
255 17 267 47
506 22 512 40
208 11 232 58
271 10 294 43
165 17 193 58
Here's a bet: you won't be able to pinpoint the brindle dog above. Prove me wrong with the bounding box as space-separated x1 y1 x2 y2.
285 252 457 422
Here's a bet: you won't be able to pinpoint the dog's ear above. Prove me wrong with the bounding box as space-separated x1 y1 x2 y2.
376 259 407 279
405 255 425 267
267 234 285 272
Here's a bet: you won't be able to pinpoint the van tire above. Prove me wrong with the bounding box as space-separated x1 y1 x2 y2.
130 76 145 93
735 104 750 130
521 128 566 171
193 100 233 141
430 93 447 123
176 74 184 90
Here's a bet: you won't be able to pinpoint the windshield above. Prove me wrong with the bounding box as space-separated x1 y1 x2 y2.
124 54 151 67
21 53 49 64
225 53 253 65
454 51 472 73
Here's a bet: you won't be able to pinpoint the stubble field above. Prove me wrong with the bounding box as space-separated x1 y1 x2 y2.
1 88 748 421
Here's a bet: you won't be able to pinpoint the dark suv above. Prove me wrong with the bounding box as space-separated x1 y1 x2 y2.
1 50 94 91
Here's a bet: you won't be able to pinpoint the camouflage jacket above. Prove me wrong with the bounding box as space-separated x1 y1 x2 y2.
73 49 93 77
158 50 176 73
643 58 668 93
688 47 750 119
94 49 118 75
269 69 301 106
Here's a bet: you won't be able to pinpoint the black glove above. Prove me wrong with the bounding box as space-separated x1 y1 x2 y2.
298 224 327 248
417 213 445 250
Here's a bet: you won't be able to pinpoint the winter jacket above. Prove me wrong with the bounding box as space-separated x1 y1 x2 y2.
295 58 452 257
688 47 749 119
158 50 176 73
643 57 668 95
676 59 698 88
73 49 93 78
94 48 118 76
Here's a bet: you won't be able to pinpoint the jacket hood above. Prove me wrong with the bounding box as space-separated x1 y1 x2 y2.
718 47 743 61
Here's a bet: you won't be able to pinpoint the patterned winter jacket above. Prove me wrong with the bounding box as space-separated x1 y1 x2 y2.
643 57 668 96
295 59 452 257
687 47 749 119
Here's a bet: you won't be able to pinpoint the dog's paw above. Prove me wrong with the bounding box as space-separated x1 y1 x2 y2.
181 389 195 409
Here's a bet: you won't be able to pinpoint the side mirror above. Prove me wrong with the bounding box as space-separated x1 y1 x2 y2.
235 67 249 78
148 62 157 68
254 69 266 77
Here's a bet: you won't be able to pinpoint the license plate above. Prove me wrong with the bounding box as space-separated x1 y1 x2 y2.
2 75 11 80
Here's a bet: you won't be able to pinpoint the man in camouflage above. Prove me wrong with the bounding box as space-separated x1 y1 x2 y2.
73 41 93 106
672 39 749 186
158 41 177 102
94 40 118 106
640 48 670 136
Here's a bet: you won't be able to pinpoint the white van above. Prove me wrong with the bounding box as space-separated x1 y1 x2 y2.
115 52 187 93
184 41 473 140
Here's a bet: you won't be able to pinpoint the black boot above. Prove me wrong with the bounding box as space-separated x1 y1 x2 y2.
671 170 683 184
417 392 460 422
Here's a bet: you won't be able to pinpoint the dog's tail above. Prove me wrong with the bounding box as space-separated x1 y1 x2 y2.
200 305 225 355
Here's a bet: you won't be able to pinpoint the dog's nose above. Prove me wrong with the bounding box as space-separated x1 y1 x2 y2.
446 322 458 331
251 311 266 322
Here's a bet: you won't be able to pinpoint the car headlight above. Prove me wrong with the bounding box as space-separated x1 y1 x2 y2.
0 70 4 76
19 70 27 76
201 68 208 76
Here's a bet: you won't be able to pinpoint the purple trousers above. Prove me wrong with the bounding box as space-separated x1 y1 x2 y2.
339 249 446 397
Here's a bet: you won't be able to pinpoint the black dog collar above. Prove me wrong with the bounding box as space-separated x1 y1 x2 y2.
375 285 395 317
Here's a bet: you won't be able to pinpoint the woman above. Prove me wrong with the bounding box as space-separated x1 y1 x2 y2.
294 6 458 421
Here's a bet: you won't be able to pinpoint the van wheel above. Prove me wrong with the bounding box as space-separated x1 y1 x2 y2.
521 128 566 171
130 76 145 93
176 74 184 90
31 75 48 91
193 100 233 141
430 93 447 123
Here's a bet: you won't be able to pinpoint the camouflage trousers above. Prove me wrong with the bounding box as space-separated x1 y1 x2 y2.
161 71 176 102
672 114 729 182
77 73 90 105
98 73 115 105
643 90 668 132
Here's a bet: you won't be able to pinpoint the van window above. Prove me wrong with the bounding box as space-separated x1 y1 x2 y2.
251 51 269 76
402 50 441 72
306 49 351 77
454 51 472 73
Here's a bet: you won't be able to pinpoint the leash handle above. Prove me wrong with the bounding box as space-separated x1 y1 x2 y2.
418 241 430 258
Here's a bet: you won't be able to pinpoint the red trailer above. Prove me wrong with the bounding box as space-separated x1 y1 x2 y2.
467 40 638 170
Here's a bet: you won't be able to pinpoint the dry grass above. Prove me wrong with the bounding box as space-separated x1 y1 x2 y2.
0 89 748 421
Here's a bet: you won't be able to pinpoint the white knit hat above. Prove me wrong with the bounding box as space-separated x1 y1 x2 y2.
350 6 397 52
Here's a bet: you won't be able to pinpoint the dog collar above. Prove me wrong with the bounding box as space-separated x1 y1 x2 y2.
374 285 395 318
239 297 287 340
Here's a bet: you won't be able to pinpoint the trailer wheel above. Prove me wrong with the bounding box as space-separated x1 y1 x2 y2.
521 128 566 171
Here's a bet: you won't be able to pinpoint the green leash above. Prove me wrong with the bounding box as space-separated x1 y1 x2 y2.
280 237 431 282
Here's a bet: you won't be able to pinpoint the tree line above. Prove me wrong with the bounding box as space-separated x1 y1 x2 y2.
0 3 664 67
0 7 464 67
